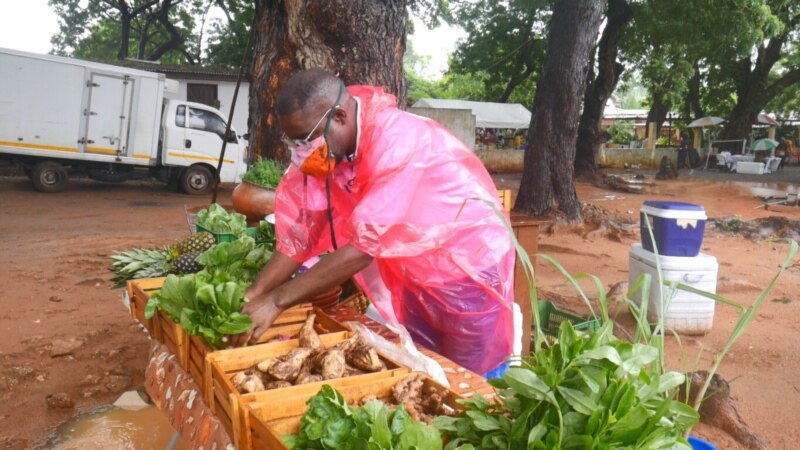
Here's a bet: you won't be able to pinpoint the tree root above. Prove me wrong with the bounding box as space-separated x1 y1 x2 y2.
680 371 768 450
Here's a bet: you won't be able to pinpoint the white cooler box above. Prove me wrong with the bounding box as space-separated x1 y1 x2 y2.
736 161 765 174
628 244 718 334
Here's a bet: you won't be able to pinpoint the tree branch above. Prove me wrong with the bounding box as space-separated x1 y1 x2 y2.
766 67 800 99
146 0 184 60
130 0 160 17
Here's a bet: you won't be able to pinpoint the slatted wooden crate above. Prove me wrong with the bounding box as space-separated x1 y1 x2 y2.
153 310 189 368
246 374 462 450
205 331 410 450
187 307 346 400
126 277 166 334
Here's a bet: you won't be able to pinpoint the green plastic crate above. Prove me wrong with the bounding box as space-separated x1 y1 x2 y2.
196 224 259 243
537 300 601 337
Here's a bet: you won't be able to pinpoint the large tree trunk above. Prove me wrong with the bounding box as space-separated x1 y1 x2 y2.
646 90 670 139
574 0 632 177
684 61 704 119
248 0 407 162
117 1 131 60
514 0 606 221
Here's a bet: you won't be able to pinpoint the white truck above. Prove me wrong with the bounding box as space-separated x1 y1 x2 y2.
0 47 248 194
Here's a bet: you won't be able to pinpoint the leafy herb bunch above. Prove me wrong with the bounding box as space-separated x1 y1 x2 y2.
242 157 285 189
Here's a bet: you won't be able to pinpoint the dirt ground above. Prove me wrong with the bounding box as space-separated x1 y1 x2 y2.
1 168 799 449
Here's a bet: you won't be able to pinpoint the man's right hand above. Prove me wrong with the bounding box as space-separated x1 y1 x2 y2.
230 294 284 347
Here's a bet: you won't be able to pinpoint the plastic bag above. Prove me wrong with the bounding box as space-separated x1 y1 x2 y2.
349 321 450 388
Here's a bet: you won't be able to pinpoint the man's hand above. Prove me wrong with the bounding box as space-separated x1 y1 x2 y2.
231 294 284 347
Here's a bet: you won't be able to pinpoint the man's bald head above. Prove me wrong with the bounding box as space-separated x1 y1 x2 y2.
278 69 344 116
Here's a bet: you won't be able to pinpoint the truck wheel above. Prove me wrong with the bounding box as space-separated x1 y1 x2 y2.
31 161 68 193
180 165 214 195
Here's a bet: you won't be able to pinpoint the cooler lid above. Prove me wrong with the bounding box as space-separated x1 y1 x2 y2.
643 201 704 211
641 201 707 220
629 244 718 270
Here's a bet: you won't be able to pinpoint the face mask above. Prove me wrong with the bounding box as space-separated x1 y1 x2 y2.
297 136 335 178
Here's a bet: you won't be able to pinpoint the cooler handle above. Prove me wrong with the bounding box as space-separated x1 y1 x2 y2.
682 273 704 283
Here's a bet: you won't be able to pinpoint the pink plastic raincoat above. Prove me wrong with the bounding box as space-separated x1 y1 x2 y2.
274 86 515 373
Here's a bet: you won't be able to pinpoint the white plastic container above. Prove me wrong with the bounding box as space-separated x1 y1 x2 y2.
736 161 765 174
628 244 717 334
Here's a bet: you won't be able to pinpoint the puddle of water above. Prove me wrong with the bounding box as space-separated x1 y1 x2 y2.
47 406 184 450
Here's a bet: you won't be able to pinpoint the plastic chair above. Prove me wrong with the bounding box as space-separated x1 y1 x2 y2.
716 152 733 172
766 157 781 173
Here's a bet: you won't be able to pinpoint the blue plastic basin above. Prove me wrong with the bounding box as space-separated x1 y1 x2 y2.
688 436 717 450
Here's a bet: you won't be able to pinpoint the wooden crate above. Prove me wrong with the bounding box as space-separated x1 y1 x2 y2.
126 277 166 334
187 307 347 399
246 374 462 450
206 331 410 450
154 310 189 368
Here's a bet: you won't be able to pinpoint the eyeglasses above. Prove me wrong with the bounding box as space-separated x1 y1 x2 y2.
281 105 339 150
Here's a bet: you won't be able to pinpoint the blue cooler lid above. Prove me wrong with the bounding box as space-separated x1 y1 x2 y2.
641 201 707 220
643 201 704 211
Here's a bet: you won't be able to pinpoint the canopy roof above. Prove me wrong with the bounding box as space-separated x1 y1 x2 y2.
412 98 531 129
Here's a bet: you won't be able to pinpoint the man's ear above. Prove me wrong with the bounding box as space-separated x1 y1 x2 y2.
331 105 346 124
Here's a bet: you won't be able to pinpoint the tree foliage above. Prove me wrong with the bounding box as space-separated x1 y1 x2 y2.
49 0 232 64
448 0 550 104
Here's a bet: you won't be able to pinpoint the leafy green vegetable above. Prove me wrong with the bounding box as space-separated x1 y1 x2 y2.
242 157 285 188
255 220 276 251
144 236 271 348
434 321 699 450
196 203 248 235
286 384 443 450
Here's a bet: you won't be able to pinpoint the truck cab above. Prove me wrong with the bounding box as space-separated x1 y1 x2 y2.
161 99 248 194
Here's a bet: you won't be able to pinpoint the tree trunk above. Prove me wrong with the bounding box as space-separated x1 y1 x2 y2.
685 61 704 119
248 0 407 162
574 0 632 177
117 1 131 60
646 90 670 139
515 0 606 221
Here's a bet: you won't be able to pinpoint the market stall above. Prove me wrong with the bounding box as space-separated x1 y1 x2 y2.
115 199 712 450
128 277 498 449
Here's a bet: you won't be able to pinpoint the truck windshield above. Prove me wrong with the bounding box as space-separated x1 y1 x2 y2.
175 105 228 141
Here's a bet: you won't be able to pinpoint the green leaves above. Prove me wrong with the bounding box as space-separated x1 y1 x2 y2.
290 385 442 450
241 157 285 189
144 235 271 349
196 203 248 235
435 321 699 449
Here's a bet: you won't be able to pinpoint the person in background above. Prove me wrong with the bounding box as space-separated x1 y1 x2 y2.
513 132 522 150
233 69 515 376
677 133 690 170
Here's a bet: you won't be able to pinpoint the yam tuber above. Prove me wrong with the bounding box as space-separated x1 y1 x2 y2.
268 347 314 382
298 313 322 349
320 348 347 380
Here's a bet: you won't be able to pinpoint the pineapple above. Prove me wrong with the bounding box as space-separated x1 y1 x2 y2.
177 232 216 254
171 252 202 274
110 247 173 287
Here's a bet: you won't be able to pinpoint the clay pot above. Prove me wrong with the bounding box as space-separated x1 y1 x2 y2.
231 180 276 223
308 286 343 311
